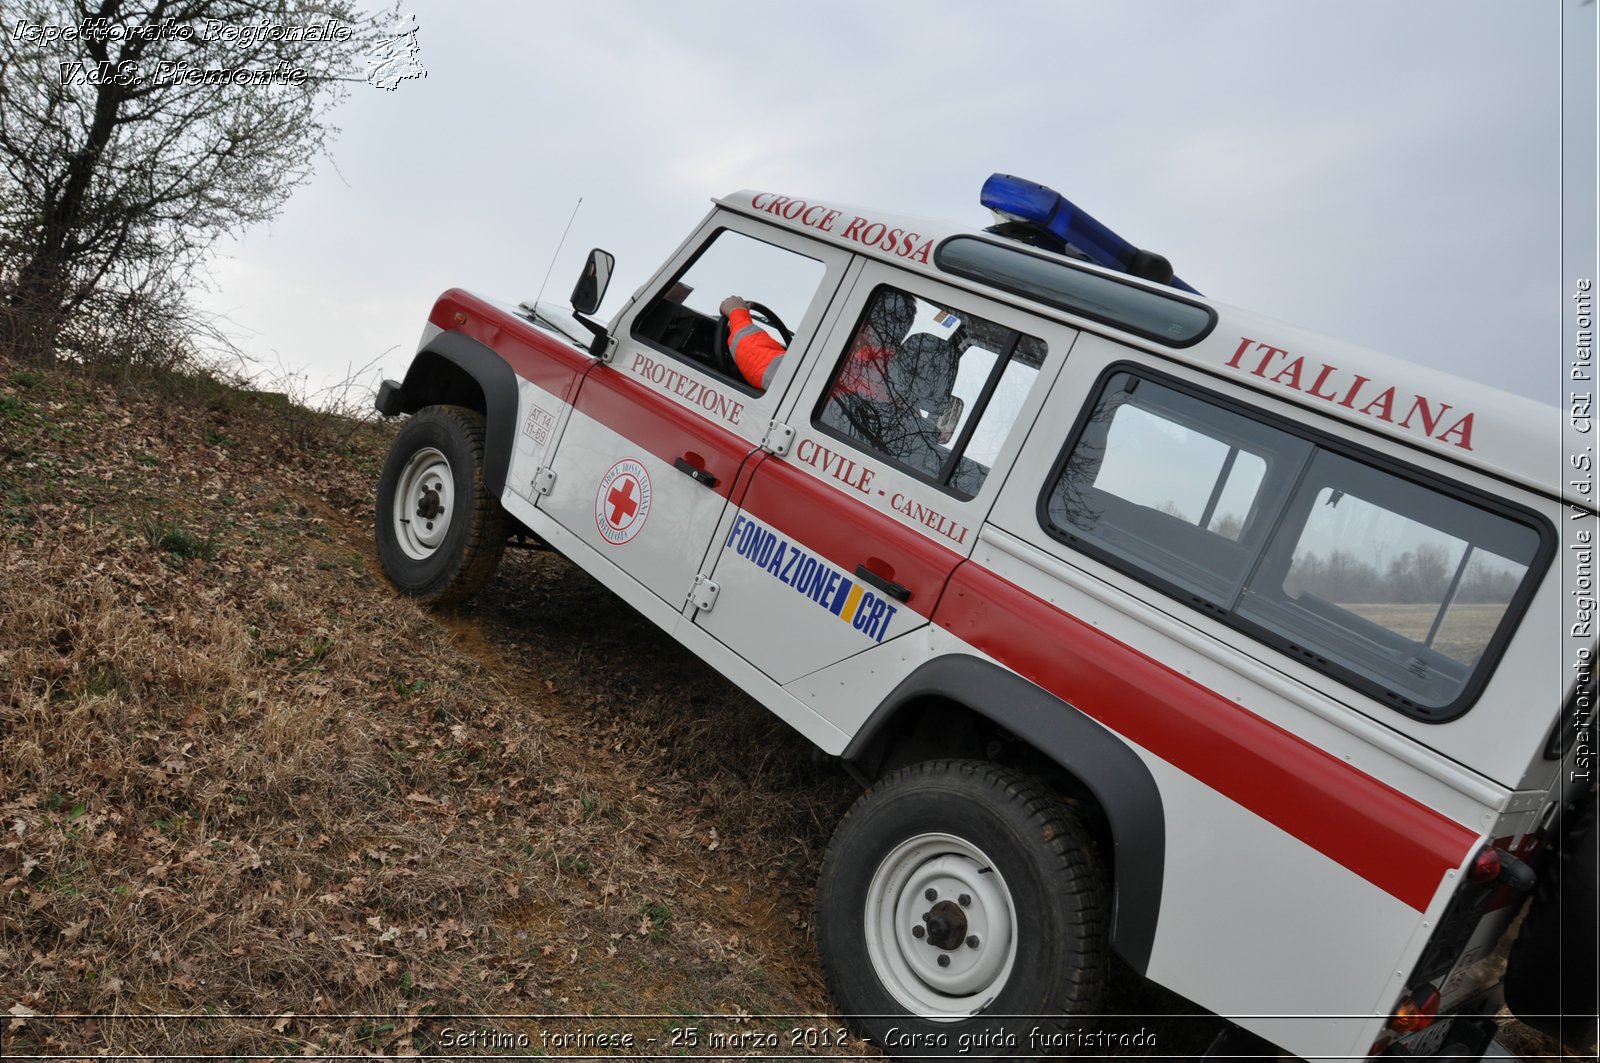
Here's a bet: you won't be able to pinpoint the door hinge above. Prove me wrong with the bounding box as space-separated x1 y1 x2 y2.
688 574 720 613
533 466 557 496
762 420 795 456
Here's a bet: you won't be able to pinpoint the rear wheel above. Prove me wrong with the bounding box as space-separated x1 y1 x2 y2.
816 760 1108 1058
376 405 507 605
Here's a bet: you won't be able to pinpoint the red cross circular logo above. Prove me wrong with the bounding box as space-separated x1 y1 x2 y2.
595 458 652 545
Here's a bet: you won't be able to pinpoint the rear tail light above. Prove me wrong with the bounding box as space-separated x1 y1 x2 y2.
1387 984 1442 1033
1468 845 1502 883
1467 843 1536 891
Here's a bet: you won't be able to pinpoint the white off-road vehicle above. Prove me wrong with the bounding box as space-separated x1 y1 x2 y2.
374 175 1596 1059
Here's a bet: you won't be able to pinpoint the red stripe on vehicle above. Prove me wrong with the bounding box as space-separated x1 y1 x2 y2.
739 458 967 617
572 365 755 500
434 290 593 401
556 350 962 610
935 563 1478 910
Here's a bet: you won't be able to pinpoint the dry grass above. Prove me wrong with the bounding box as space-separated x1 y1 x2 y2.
0 360 861 1057
1342 602 1505 665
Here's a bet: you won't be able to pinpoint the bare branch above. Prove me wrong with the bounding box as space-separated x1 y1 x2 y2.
0 0 381 364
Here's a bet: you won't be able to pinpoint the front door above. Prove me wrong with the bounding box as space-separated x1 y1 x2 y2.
535 217 852 608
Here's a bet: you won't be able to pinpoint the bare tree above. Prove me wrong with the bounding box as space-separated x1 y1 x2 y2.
0 0 379 365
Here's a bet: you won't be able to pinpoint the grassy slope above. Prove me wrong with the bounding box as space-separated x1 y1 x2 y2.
0 361 1576 1060
0 362 864 1057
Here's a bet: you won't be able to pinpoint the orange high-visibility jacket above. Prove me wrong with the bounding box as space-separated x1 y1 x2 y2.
727 308 786 389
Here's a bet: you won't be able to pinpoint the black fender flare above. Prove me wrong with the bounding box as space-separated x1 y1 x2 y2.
397 331 519 499
843 655 1165 974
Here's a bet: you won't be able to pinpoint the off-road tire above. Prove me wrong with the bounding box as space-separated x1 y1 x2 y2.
375 405 508 605
815 759 1108 1059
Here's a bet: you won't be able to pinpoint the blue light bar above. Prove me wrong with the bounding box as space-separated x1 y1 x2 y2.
980 173 1199 295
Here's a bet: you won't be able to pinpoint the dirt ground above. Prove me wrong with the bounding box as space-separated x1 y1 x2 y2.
0 361 1582 1060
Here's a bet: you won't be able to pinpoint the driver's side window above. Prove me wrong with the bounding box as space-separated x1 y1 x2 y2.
631 229 826 392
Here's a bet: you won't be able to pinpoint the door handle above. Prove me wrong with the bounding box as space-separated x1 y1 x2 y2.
673 457 718 488
855 564 911 603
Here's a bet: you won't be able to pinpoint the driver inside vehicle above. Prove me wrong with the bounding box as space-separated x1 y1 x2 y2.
720 294 787 390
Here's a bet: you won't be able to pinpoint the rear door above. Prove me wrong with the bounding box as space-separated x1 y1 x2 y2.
693 262 1074 684
534 217 851 608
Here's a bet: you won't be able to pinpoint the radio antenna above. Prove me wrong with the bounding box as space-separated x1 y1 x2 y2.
534 197 584 309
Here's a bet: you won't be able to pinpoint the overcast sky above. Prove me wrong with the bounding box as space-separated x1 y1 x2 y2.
192 1 1589 412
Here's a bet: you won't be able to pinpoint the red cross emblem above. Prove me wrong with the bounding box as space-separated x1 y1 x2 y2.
595 459 651 545
606 475 640 527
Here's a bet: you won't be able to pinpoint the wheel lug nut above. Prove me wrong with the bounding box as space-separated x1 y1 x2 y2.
936 954 951 968
958 894 971 907
967 935 980 949
911 925 924 939
924 888 937 901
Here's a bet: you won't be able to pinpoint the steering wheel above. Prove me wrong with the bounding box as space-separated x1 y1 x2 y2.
714 300 794 381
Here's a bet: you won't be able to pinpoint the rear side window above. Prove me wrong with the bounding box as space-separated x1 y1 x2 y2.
1045 374 1309 607
815 285 1046 499
1042 368 1550 720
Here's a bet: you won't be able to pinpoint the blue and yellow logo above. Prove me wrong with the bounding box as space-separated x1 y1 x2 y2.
724 514 899 643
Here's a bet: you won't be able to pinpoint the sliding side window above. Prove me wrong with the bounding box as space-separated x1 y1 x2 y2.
1235 451 1542 714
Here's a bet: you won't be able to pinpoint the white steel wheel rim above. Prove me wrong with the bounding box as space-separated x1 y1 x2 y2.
864 832 1018 1021
392 447 454 560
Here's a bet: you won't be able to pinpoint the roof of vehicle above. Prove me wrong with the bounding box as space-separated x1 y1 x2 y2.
716 189 1577 510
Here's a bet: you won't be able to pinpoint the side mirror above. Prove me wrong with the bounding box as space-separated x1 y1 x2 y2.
571 248 614 315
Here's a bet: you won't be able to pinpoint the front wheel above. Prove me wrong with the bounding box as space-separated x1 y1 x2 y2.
815 760 1108 1059
375 405 508 605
